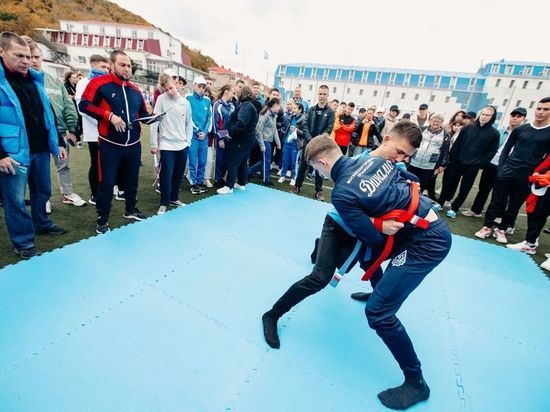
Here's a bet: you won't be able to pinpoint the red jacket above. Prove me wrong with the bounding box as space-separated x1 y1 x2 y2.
333 114 356 147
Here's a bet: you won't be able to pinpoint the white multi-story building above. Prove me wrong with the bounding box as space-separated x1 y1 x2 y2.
274 60 550 127
35 20 206 84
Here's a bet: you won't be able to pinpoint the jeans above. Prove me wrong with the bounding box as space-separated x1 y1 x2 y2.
96 141 141 224
159 148 188 206
280 141 298 179
188 135 208 185
249 141 272 182
88 142 99 198
0 163 35 249
28 151 55 231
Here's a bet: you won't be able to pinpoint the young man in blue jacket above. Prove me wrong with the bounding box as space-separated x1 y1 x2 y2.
262 123 452 410
0 32 68 259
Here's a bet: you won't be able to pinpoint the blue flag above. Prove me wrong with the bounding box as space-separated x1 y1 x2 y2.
263 50 269 60
235 42 239 55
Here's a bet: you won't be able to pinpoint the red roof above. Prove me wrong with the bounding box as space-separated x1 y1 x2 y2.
209 66 235 75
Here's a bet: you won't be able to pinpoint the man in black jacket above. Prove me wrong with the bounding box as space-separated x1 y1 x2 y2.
437 106 499 218
292 84 335 201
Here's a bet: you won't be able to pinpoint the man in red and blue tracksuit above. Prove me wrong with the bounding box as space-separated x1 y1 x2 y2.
262 122 452 410
79 51 151 234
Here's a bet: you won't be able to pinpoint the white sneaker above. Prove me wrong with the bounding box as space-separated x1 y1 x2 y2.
169 200 186 207
461 210 482 218
113 185 119 196
493 229 508 244
276 170 282 177
505 227 515 235
506 241 536 255
205 179 213 188
157 205 167 215
541 258 550 271
217 186 234 195
544 252 550 259
443 201 452 208
63 192 86 207
494 217 502 224
290 179 296 186
474 226 492 239
45 200 52 214
286 171 291 177
278 176 285 183
234 183 246 191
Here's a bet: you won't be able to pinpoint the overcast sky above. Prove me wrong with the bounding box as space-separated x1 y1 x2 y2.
112 0 550 83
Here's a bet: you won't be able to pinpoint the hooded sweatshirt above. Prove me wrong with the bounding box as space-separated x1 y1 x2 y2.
449 109 500 167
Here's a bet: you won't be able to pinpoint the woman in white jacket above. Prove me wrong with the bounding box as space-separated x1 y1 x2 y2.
150 74 193 214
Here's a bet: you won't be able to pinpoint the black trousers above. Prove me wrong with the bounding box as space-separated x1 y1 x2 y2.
295 149 323 193
526 190 550 244
470 164 498 215
225 136 256 189
408 165 436 198
438 162 480 212
88 142 99 198
484 174 531 230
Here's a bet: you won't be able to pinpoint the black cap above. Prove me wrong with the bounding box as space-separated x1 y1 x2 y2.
389 104 399 114
510 107 527 117
464 111 477 119
419 103 428 110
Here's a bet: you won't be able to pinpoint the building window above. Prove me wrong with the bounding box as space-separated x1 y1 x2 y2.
414 94 419 100
434 75 441 88
82 34 89 45
132 30 137 38
115 28 121 36
375 72 382 84
509 79 515 88
503 98 509 106
78 56 86 64
105 36 111 46
311 67 317 79
404 73 411 86
66 23 74 31
542 68 550 77
279 65 286 77
449 77 457 89
348 70 355 81
523 66 533 76
495 78 501 87
148 31 154 39
309 84 313 91
418 74 425 87
322 69 329 80
505 65 513 74
522 80 529 89
430 95 435 102
385 91 390 98
114 37 121 48
71 33 78 45
529 101 535 108
359 89 363 96
333 87 337 94
92 35 99 46
537 81 543 90
489 98 494 105
373 90 378 97
137 39 144 51
516 100 522 107
445 96 450 103
83 25 88 33
401 92 406 99
299 67 305 78
100 27 105 35
347 88 350 94
361 71 368 82
491 64 499 74
389 72 396 85
335 69 342 81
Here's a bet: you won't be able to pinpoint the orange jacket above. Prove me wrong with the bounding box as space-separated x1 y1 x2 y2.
333 114 356 147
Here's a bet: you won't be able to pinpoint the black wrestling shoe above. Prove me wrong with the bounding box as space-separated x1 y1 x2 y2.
36 225 67 235
378 376 430 410
14 246 41 259
350 292 372 302
262 310 280 349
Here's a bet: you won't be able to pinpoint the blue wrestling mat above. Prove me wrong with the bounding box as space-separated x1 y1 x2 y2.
0 185 549 411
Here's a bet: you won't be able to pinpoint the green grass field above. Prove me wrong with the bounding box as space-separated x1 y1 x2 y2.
1 127 549 280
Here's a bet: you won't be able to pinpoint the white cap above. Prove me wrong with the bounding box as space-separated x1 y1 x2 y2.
193 76 207 85
163 68 177 77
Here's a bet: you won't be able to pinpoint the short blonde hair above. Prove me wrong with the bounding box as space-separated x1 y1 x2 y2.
159 73 175 89
304 133 340 164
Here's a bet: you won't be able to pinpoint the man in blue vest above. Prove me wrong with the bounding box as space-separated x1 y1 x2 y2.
0 32 67 259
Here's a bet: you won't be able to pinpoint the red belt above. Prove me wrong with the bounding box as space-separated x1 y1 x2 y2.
362 181 429 281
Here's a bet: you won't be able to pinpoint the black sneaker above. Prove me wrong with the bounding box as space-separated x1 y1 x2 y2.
14 246 41 259
198 184 208 193
123 209 146 221
96 222 110 234
190 185 201 195
36 225 68 235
